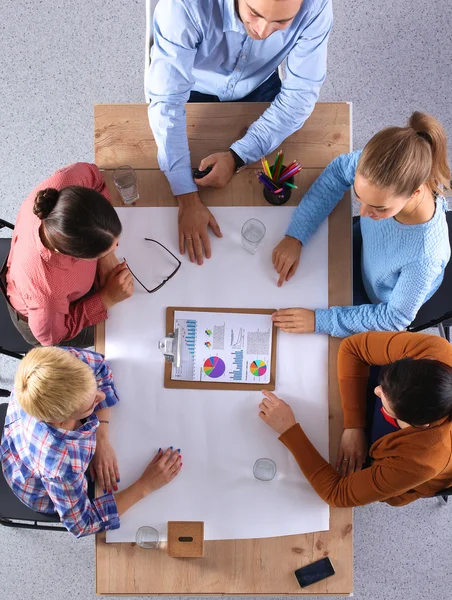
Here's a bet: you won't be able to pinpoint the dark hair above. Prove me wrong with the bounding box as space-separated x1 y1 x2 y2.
33 186 122 259
379 358 452 426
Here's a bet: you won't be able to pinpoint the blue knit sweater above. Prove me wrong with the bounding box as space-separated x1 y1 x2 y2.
286 150 450 337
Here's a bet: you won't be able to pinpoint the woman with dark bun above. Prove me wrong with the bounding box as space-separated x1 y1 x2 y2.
5 163 133 347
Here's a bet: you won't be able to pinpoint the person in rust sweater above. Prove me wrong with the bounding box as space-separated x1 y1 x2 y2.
258 331 452 507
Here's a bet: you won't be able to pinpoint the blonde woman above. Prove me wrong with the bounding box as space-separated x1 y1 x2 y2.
0 347 182 537
271 112 451 337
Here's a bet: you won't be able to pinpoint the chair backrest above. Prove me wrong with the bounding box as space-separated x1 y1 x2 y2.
409 210 452 331
144 0 161 102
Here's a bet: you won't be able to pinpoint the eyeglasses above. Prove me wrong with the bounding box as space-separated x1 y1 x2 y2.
125 238 181 293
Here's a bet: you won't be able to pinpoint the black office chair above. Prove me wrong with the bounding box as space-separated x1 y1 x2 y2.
0 218 33 360
0 401 66 531
408 211 452 340
435 486 452 505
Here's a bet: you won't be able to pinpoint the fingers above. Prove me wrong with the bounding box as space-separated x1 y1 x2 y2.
335 447 344 472
278 263 292 288
196 171 215 187
179 229 185 255
89 463 96 482
192 233 205 265
114 461 120 484
151 448 163 464
262 389 278 403
287 261 299 281
198 155 215 171
347 457 356 476
208 213 222 238
185 238 196 263
97 465 105 493
199 230 211 261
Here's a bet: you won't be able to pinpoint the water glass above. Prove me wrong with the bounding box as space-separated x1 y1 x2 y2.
113 165 140 206
253 458 277 481
136 526 159 549
241 219 266 254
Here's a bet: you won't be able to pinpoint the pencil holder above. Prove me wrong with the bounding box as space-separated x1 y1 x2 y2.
262 166 294 206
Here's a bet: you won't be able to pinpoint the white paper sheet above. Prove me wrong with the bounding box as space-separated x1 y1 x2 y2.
172 310 274 384
105 207 329 542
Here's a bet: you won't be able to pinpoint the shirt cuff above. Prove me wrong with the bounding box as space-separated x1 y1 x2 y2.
230 140 253 165
93 493 120 531
286 222 309 245
315 308 332 334
84 292 108 324
165 168 198 197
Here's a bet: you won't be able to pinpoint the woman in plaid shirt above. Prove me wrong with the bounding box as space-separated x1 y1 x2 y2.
0 347 182 537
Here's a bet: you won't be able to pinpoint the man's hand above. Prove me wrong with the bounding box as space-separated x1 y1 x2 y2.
272 236 302 287
176 192 222 265
90 427 120 494
272 308 315 334
97 252 119 288
195 152 236 188
336 428 368 476
258 390 297 435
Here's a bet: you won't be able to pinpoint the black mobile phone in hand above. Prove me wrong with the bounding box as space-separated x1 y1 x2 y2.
294 557 335 588
193 165 213 179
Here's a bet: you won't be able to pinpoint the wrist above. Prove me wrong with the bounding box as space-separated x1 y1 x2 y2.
176 191 201 207
137 476 155 497
285 235 302 248
100 289 114 310
229 148 245 172
96 421 109 438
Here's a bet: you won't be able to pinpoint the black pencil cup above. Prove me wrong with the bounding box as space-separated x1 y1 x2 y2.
262 167 294 206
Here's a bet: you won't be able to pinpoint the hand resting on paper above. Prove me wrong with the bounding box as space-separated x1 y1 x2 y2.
176 192 223 265
272 236 302 287
114 447 182 517
258 390 297 435
272 308 315 334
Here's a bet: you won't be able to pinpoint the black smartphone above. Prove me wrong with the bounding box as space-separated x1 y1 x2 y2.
193 165 213 179
294 557 335 588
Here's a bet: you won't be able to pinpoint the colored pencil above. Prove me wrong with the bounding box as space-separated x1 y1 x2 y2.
279 161 300 178
283 181 298 189
279 167 301 183
275 151 284 181
261 157 272 178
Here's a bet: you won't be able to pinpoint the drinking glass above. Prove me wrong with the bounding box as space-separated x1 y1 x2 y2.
136 526 159 549
113 165 140 206
253 458 277 481
241 219 266 254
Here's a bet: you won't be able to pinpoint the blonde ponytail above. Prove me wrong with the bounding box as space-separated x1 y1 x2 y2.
357 112 450 197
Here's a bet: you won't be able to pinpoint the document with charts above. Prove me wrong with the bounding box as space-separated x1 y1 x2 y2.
171 310 274 384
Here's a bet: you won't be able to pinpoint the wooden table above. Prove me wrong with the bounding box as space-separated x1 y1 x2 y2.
94 102 353 595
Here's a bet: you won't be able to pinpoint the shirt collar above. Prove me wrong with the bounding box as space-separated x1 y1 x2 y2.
223 0 246 34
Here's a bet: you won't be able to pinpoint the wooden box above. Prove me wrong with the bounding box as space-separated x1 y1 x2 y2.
167 521 204 558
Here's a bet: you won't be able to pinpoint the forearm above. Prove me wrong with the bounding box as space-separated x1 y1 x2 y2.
315 301 410 338
114 480 147 516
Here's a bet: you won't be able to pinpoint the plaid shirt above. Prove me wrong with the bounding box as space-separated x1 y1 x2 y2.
0 348 120 538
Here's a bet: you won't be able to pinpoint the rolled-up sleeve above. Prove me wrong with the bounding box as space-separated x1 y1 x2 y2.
43 473 120 538
146 0 202 196
231 0 332 164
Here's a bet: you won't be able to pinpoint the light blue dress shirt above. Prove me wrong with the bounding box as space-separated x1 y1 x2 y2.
147 0 333 196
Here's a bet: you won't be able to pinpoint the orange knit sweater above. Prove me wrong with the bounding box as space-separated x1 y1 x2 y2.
279 332 452 507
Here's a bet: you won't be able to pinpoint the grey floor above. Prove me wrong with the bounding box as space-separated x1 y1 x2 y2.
1 0 452 598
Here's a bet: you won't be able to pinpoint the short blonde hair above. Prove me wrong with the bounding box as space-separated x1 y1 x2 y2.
14 347 97 422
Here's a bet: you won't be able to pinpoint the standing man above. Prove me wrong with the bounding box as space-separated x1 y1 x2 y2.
147 0 332 265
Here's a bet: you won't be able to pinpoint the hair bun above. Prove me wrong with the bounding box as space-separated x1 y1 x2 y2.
33 188 60 220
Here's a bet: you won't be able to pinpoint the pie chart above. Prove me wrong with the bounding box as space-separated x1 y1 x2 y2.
250 360 267 377
203 356 226 378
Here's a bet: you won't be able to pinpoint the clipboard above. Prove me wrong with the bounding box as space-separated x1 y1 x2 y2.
164 307 277 390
